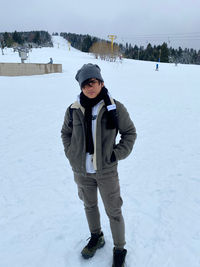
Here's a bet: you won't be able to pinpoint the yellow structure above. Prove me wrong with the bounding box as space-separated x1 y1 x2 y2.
68 41 71 51
108 35 117 53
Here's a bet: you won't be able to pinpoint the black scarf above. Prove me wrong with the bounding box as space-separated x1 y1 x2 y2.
80 87 117 154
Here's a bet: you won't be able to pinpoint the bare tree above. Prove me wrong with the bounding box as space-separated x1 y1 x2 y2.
90 41 120 61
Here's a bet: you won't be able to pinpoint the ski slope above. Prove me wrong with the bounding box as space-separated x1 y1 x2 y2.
0 36 200 267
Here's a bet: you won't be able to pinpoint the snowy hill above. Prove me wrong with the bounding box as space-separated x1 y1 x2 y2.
0 36 200 267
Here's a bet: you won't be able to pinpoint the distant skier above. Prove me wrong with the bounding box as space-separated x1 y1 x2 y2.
48 57 53 64
155 63 159 71
61 63 137 267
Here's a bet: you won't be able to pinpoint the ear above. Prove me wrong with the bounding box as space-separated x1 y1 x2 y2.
101 82 104 88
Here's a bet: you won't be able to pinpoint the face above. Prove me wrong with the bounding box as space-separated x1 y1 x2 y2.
82 78 104 98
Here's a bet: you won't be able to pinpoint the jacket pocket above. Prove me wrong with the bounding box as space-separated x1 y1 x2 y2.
110 151 116 163
105 149 117 166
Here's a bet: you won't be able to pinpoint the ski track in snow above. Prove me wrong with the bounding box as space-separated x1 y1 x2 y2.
0 36 200 267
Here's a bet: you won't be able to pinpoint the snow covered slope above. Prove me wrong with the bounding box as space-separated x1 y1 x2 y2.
0 36 200 267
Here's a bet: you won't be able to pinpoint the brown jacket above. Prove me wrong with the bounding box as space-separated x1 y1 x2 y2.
61 98 137 175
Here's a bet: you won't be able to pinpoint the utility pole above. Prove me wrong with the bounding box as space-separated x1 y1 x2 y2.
159 48 161 62
108 35 117 54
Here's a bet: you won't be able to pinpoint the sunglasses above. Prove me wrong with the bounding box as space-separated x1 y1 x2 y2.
82 79 99 89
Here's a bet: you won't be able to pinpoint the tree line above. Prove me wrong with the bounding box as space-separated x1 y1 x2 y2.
60 32 101 52
124 43 200 64
1 31 199 64
60 32 120 61
60 32 200 65
0 31 53 48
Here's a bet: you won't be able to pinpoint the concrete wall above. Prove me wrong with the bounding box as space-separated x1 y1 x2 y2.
0 63 62 76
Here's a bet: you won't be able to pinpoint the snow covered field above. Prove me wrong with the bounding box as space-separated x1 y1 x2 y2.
0 36 200 267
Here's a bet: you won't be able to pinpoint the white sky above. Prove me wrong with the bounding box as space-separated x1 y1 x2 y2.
1 0 200 50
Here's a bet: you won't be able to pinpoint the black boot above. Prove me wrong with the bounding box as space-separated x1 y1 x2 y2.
112 247 127 267
81 232 105 259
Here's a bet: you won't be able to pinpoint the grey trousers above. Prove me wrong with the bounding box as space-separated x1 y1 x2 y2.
74 171 125 248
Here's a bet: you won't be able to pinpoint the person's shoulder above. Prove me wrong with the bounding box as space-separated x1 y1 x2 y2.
64 100 79 116
113 99 125 109
71 101 80 109
113 99 120 104
113 99 130 115
66 100 80 110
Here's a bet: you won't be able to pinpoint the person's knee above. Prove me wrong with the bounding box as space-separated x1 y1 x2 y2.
78 187 84 200
84 203 99 212
103 193 123 218
105 206 123 221
79 188 98 209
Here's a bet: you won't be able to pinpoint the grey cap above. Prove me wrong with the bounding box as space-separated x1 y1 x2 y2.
75 63 104 88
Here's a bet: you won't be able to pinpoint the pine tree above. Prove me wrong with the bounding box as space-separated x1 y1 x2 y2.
33 32 41 45
3 32 13 47
81 35 92 52
160 42 169 62
13 31 23 45
145 43 154 61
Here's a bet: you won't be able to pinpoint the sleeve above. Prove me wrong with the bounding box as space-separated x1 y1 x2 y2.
113 101 137 161
61 107 73 155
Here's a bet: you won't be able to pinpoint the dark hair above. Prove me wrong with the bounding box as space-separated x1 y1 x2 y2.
96 79 102 84
81 78 102 89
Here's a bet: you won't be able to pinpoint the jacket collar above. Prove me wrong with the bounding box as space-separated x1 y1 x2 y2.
71 96 115 113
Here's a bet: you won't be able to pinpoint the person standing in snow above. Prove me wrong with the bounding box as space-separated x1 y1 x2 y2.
48 57 53 64
61 63 137 267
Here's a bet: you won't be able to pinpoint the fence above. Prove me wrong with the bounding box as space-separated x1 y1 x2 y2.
0 63 62 76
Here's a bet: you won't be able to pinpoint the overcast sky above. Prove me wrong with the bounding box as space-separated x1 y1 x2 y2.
1 0 200 49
